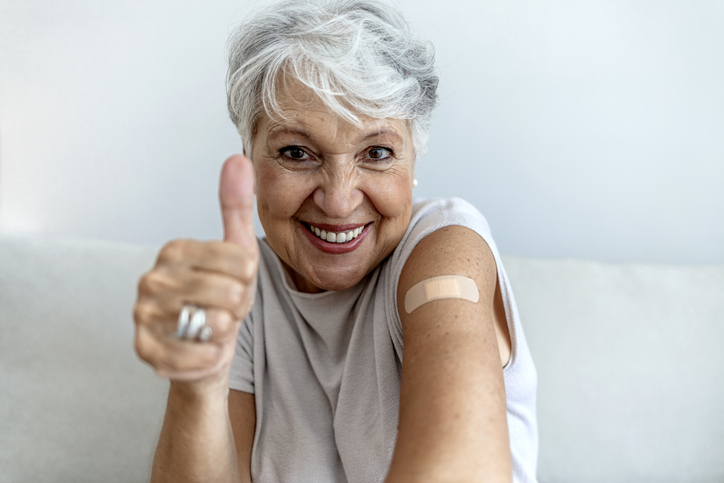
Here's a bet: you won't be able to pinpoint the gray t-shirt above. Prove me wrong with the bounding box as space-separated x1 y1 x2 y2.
230 197 539 483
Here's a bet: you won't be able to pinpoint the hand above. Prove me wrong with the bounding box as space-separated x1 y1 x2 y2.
133 154 259 388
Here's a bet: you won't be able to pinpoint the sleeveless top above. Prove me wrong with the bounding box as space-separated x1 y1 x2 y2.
230 197 539 482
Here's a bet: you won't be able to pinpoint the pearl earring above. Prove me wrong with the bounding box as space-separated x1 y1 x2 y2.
413 179 418 187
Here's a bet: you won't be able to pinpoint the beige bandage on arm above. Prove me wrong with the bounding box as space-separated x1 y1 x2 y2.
404 275 480 314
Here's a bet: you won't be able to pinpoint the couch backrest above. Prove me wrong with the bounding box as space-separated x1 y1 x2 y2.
0 236 167 483
504 256 724 482
1 235 723 482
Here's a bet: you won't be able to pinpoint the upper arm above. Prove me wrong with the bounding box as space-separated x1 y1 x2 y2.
228 389 256 483
386 225 512 483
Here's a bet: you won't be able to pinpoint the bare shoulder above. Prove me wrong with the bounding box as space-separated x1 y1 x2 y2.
398 225 496 290
396 224 511 366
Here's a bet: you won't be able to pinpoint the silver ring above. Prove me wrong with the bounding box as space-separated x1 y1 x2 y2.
176 305 211 341
198 326 213 342
175 305 193 338
185 308 207 339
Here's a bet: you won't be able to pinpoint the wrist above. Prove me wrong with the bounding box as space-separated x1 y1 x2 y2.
169 371 231 404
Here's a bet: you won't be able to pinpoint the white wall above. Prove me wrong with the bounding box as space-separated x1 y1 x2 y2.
1 0 722 263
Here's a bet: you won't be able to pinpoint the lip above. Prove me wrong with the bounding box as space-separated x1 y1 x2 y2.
304 222 368 232
299 221 372 254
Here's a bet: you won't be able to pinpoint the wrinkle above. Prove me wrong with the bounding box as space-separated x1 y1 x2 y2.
250 74 416 294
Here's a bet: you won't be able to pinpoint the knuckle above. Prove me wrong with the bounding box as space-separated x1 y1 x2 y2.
134 331 153 362
137 271 152 294
229 245 257 281
138 270 169 295
226 281 245 307
243 259 258 282
214 312 235 338
157 239 188 265
132 300 156 325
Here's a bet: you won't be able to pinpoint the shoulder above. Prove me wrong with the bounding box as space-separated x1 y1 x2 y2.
395 224 497 328
388 197 496 280
394 197 498 299
394 200 512 366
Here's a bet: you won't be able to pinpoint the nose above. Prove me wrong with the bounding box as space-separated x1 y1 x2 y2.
312 166 364 219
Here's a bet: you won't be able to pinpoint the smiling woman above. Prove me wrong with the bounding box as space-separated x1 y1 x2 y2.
252 77 416 293
133 1 537 482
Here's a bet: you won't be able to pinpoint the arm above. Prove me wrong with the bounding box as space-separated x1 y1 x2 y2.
151 382 254 483
385 225 512 483
229 390 257 479
134 155 258 483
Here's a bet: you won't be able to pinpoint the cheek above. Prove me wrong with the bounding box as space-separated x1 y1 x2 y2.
257 168 312 219
365 174 412 217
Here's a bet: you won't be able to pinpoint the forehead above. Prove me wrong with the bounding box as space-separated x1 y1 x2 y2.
257 74 411 144
275 74 327 112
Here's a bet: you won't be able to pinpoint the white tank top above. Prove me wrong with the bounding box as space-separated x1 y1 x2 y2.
230 197 539 482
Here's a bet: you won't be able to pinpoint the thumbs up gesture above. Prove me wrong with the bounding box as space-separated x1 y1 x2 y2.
133 155 259 388
220 155 257 248
219 154 260 310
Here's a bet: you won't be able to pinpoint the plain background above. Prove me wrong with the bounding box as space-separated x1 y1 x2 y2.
1 0 722 264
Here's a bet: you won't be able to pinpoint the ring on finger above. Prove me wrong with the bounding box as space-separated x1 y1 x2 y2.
175 305 193 338
185 307 206 339
198 325 213 342
176 305 212 342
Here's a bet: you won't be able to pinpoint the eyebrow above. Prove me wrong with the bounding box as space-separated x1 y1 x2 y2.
362 129 403 143
267 127 311 142
266 127 403 144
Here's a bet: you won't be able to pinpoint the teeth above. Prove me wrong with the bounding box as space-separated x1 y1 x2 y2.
308 224 365 243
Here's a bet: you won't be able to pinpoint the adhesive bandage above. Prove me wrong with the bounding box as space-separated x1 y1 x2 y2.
404 275 480 314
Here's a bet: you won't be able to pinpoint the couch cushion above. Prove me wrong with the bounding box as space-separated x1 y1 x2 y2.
0 235 167 483
503 256 724 483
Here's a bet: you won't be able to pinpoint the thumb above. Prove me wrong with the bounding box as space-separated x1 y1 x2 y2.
219 154 256 247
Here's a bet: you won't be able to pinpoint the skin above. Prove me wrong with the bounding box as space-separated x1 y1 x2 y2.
388 225 512 482
250 77 417 293
136 156 258 483
134 76 512 483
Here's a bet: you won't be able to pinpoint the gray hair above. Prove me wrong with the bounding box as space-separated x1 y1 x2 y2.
226 0 438 156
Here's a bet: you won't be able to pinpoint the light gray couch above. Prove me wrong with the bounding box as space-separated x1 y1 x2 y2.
1 235 723 482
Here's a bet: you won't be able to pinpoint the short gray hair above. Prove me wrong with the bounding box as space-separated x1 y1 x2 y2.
226 0 439 156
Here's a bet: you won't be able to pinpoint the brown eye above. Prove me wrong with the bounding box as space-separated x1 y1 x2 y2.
367 147 392 161
280 147 309 161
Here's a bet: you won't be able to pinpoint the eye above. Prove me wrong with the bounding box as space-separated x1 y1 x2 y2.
279 146 310 161
366 147 393 161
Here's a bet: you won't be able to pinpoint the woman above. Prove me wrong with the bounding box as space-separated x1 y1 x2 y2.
134 1 538 482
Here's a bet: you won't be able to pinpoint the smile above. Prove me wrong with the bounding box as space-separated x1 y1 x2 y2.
305 224 365 243
299 221 372 255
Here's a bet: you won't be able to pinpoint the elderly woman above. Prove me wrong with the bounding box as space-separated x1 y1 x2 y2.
134 1 538 482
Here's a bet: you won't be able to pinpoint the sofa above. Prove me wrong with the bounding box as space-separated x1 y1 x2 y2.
1 234 723 482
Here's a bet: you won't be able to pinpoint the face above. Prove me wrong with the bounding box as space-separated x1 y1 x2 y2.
249 78 416 293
